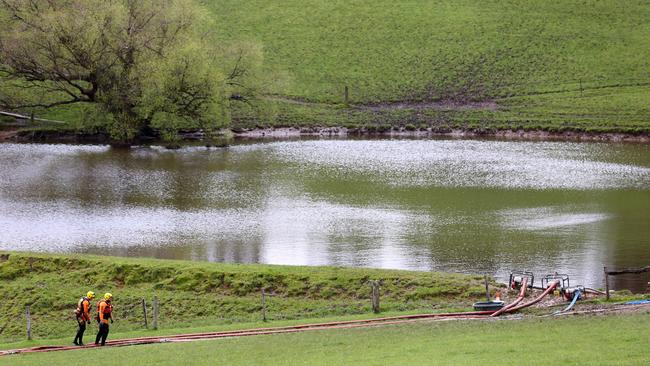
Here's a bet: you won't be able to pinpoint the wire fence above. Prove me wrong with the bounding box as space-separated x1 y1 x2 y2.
5 288 442 343
272 76 650 105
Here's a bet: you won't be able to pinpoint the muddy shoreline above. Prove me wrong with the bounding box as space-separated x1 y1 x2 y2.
234 127 650 143
2 126 649 145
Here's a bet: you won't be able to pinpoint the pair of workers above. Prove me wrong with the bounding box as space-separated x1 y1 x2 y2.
74 291 114 346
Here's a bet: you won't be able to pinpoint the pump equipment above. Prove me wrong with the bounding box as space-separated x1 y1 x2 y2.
560 285 585 301
542 273 570 290
509 271 534 290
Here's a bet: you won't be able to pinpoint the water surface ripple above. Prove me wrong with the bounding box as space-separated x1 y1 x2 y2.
1 139 649 290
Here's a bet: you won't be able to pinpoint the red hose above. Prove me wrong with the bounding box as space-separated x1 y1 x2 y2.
80 311 496 345
490 277 528 317
0 314 486 356
0 280 561 356
505 280 558 313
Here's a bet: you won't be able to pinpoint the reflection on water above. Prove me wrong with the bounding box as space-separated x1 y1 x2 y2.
1 139 649 291
270 140 650 189
499 207 611 231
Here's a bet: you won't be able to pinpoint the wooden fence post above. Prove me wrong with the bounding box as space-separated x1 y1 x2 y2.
141 299 148 328
261 289 267 322
484 275 490 301
579 79 583 96
152 296 158 330
604 266 610 300
26 305 32 340
369 280 381 314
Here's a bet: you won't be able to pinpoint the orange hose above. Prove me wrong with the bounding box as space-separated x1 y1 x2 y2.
0 280 561 356
491 277 528 317
505 280 558 313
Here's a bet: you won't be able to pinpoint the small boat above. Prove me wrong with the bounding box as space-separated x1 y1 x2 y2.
473 300 505 311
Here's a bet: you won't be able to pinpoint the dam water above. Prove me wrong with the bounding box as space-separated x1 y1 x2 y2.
1 139 649 290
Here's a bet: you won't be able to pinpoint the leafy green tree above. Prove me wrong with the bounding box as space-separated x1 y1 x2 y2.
0 0 263 143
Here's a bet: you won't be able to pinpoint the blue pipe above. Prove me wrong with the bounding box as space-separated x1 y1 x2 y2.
553 289 581 315
562 289 581 312
625 299 650 305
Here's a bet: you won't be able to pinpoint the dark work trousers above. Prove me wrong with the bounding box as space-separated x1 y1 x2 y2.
95 322 110 346
74 319 86 345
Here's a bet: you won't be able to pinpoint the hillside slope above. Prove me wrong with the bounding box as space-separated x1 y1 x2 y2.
208 0 650 133
18 0 650 135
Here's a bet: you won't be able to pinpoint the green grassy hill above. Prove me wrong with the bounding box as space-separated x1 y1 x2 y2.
211 0 650 102
208 0 650 133
15 0 650 134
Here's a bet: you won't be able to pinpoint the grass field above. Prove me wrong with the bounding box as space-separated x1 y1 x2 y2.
9 0 647 136
2 312 649 365
207 0 650 133
210 1 650 102
0 252 490 343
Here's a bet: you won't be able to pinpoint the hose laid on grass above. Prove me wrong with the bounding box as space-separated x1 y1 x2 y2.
0 281 561 356
0 314 488 356
624 299 650 305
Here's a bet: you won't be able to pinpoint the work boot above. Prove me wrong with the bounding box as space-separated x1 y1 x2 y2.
73 340 79 346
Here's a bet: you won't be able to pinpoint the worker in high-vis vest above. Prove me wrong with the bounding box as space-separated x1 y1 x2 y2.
73 291 95 345
95 293 113 346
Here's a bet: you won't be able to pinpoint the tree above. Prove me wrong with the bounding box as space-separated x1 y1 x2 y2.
0 0 261 143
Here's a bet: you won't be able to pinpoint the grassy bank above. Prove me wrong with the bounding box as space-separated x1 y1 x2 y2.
0 252 490 343
3 312 649 365
7 0 650 137
230 98 650 136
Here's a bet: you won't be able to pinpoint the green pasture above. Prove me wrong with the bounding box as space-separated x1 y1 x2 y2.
3 312 648 365
0 252 489 343
6 0 650 137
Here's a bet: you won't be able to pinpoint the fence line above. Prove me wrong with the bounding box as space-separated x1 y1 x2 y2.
261 77 650 106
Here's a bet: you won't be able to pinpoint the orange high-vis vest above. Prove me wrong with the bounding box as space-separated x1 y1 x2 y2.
75 297 91 321
97 299 113 324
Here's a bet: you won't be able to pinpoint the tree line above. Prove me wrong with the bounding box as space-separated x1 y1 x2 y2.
0 0 271 143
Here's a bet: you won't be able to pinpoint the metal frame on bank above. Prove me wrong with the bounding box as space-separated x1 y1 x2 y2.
603 266 650 300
